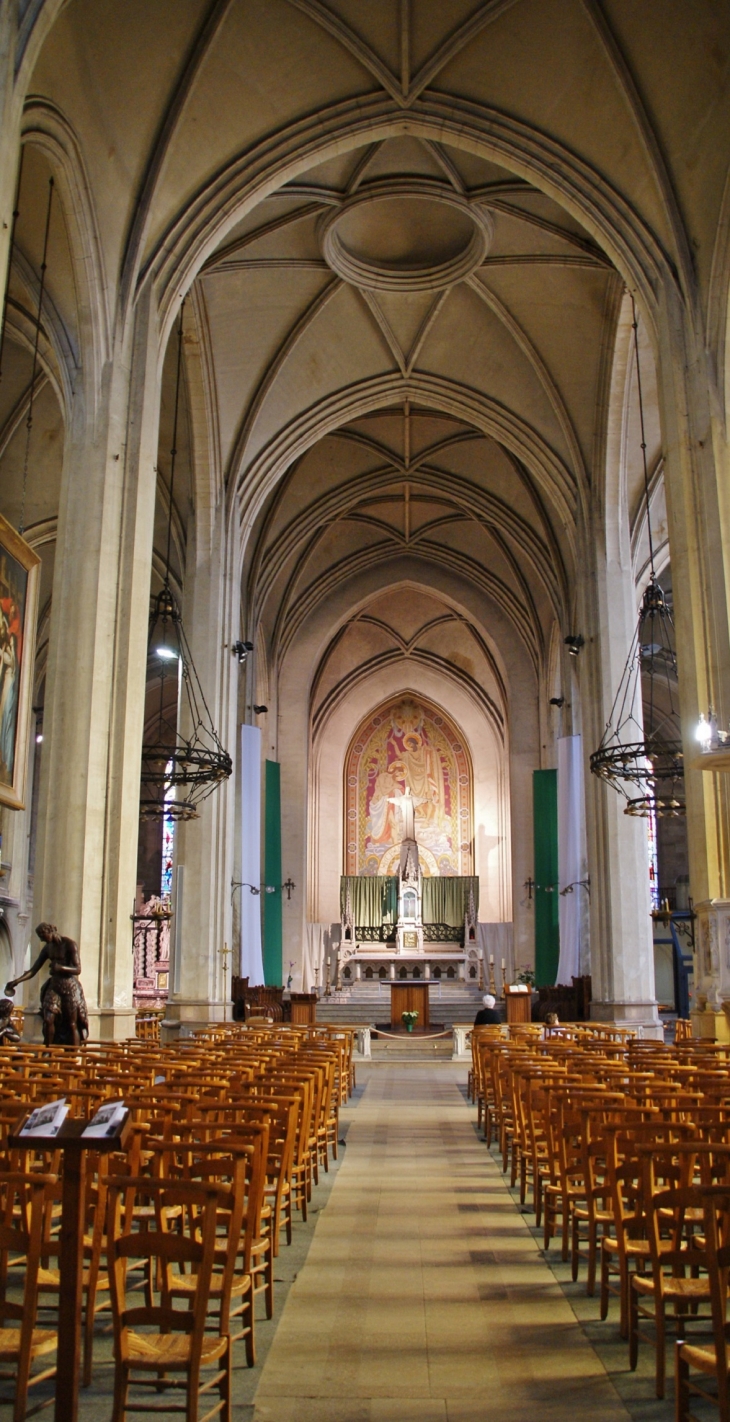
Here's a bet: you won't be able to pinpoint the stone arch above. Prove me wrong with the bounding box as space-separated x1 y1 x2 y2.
145 98 674 353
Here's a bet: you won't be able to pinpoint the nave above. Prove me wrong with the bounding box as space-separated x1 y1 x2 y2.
252 1062 630 1422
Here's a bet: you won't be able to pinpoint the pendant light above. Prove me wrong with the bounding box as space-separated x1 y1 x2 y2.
590 298 684 818
139 301 232 821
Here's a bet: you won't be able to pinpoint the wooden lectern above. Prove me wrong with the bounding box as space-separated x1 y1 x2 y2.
504 985 532 1024
289 992 317 1024
9 1111 131 1422
391 981 430 1031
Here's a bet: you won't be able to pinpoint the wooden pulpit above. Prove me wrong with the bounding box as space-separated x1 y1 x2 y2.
391 981 430 1031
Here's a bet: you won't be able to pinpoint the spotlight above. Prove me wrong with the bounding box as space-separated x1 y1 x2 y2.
231 640 254 664
564 635 584 657
549 697 565 708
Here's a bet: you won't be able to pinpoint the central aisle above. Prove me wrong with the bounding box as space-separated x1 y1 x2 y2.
253 1065 630 1422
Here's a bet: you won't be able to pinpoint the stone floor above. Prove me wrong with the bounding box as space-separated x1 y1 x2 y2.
60 1061 700 1420
253 1064 634 1422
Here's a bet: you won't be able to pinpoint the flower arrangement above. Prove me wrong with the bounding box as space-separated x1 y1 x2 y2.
516 968 536 987
402 1009 419 1033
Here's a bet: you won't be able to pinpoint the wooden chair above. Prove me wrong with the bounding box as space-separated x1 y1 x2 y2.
675 1185 730 1421
0 1171 58 1422
105 1175 234 1422
630 1161 712 1398
165 1142 256 1367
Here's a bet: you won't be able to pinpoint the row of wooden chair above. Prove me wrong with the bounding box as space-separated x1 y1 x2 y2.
0 1023 356 1420
470 1027 730 1419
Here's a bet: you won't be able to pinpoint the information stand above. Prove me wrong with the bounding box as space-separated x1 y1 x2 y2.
9 1110 131 1422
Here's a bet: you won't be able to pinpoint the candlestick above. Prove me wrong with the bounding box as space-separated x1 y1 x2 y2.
218 941 231 1023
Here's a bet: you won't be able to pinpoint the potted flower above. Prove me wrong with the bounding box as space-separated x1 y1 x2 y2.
402 1009 419 1034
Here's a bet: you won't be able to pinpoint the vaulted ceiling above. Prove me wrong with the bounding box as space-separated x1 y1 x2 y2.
1 0 726 721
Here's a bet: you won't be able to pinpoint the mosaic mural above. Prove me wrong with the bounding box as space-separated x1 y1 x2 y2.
344 696 473 877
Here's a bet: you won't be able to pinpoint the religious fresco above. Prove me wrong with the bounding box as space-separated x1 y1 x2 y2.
344 696 473 877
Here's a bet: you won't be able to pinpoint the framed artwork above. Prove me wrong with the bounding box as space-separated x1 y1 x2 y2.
0 513 40 811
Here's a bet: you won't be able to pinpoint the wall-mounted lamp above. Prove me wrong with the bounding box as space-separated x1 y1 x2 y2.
560 877 591 899
231 879 261 902
564 635 584 657
231 640 254 664
252 704 268 714
549 696 565 708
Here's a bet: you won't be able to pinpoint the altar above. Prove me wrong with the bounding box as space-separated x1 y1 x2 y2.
338 788 481 985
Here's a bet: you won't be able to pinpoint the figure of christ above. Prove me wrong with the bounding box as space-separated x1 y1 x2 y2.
6 923 89 1046
388 785 421 842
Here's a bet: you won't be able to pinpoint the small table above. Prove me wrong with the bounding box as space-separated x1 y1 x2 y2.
9 1111 131 1422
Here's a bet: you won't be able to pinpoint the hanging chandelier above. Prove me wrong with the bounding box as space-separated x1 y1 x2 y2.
590 299 684 819
139 302 232 821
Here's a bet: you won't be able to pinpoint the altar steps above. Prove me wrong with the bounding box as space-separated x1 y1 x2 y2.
314 980 483 1030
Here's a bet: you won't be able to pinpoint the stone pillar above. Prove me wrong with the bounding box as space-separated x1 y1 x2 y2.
164 499 237 1033
654 288 730 1034
691 899 730 1038
582 296 660 1034
32 291 162 1038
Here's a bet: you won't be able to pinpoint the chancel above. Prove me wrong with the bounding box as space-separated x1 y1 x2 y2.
0 4 730 1419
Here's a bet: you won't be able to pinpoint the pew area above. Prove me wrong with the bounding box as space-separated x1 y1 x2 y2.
3 1021 730 1420
471 1020 730 1422
0 1024 354 1421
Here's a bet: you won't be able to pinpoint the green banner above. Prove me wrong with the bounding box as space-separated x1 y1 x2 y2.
533 769 559 986
263 760 282 986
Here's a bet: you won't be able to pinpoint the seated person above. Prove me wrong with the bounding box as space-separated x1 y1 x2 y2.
474 993 501 1026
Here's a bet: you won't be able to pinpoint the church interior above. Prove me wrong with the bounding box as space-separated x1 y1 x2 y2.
0 2 730 1419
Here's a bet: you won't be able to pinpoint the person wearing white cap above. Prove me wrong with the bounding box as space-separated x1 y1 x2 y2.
474 993 501 1026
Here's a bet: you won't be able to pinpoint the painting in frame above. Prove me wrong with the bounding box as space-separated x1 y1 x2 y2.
0 512 40 811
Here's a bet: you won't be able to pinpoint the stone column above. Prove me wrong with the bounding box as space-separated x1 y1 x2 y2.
164 498 237 1034
583 542 660 1033
653 288 730 1035
32 290 162 1038
581 293 660 1035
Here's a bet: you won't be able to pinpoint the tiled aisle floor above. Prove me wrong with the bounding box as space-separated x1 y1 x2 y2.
252 1064 631 1422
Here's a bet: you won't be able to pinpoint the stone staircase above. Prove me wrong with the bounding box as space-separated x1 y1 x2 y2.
314 979 483 1030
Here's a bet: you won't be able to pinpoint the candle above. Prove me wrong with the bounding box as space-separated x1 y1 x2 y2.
489 954 494 965
501 958 506 971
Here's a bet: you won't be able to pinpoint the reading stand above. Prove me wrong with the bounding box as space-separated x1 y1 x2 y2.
9 1111 131 1422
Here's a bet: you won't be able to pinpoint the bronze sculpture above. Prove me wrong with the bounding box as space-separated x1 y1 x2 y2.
6 922 89 1046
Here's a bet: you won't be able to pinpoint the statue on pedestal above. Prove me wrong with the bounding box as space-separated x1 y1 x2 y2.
390 785 424 955
6 923 89 1046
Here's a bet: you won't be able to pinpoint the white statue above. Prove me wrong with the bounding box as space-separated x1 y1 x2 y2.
388 785 419 842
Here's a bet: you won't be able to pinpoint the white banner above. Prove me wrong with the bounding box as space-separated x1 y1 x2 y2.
240 724 264 984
